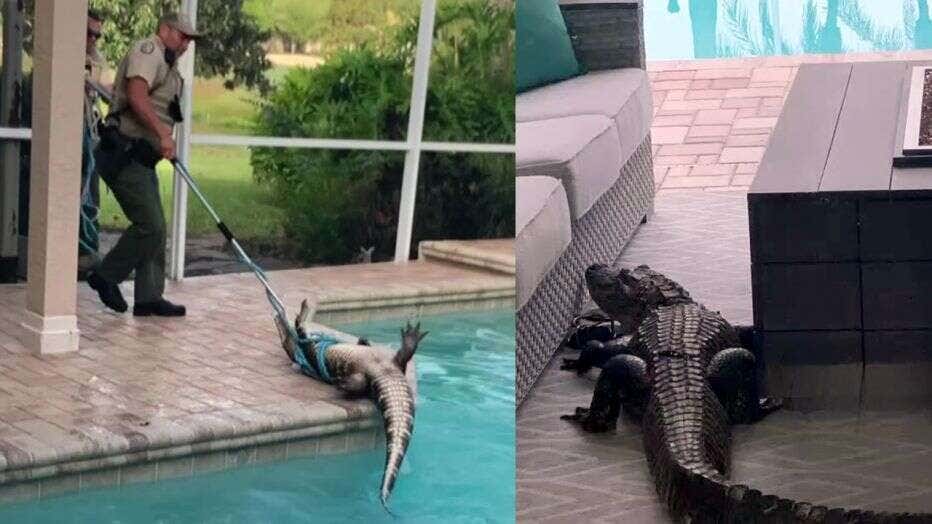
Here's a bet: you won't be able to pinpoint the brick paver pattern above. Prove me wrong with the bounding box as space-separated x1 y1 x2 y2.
0 255 511 493
517 191 932 523
647 50 932 192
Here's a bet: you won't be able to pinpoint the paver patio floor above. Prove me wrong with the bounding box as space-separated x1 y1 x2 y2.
519 50 932 522
517 191 932 523
0 244 513 502
647 49 932 192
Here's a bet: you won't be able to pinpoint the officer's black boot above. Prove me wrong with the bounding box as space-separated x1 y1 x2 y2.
87 271 128 313
133 299 186 317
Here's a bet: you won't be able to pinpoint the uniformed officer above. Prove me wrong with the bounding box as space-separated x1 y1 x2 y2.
87 13 199 317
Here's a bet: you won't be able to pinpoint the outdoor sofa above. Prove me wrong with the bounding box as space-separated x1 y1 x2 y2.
516 0 654 405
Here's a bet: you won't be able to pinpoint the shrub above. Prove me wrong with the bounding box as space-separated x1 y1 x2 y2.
250 0 514 264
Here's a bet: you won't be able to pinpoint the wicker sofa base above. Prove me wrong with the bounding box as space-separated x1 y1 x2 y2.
516 137 655 406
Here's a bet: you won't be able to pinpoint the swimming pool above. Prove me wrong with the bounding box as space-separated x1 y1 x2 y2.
646 0 932 60
0 309 515 523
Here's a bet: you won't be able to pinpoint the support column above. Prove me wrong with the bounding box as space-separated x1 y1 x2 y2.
21 0 87 354
393 0 436 263
169 0 198 281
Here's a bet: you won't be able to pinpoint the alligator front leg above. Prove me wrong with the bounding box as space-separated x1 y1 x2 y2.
562 354 648 432
707 347 781 424
561 338 630 374
395 322 427 371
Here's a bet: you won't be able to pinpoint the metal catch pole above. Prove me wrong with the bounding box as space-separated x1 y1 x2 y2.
170 159 289 323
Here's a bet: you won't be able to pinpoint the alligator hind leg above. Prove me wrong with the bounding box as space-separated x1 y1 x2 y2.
707 348 781 424
561 338 630 374
562 354 648 432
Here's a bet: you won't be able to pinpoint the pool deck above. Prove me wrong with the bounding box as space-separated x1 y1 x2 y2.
0 239 514 503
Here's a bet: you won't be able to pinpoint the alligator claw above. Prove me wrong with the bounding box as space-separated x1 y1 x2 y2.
758 397 782 416
401 321 428 347
560 406 589 420
560 356 591 375
560 357 580 370
561 407 616 433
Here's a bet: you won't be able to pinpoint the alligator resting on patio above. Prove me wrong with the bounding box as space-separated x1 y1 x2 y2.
562 264 932 523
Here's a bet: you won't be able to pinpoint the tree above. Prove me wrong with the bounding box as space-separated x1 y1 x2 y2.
250 0 514 263
323 0 419 50
23 0 272 93
244 0 331 52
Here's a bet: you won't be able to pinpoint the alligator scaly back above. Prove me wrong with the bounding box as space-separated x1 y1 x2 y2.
278 299 425 509
565 265 932 523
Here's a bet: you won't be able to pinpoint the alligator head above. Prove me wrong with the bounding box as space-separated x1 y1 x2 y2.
585 264 691 332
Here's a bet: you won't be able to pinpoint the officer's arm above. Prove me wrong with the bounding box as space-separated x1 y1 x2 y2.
126 77 170 141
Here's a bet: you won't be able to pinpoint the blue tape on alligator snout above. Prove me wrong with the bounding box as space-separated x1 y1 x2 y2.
294 332 339 384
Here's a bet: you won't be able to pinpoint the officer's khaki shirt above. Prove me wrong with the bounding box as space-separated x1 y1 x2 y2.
110 35 183 148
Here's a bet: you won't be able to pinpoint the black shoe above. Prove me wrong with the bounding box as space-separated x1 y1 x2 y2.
87 272 128 313
133 299 186 317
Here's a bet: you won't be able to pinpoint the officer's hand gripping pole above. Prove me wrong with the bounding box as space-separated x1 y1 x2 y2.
170 159 293 339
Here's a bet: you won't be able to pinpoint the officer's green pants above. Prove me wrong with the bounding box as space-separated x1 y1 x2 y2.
96 160 165 303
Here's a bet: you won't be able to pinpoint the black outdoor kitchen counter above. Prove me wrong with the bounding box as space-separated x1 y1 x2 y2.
749 60 932 410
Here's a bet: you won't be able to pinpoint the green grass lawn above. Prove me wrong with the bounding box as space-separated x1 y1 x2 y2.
191 77 260 136
98 145 284 242
99 73 291 242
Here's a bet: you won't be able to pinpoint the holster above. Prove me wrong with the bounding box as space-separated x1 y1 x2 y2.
129 139 162 169
94 124 162 181
94 124 133 183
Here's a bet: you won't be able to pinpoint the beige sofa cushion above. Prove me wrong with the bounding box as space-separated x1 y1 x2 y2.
516 114 621 220
516 68 652 168
516 176 571 310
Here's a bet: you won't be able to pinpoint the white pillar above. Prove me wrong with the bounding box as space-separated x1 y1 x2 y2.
169 0 198 280
21 0 88 354
393 0 436 263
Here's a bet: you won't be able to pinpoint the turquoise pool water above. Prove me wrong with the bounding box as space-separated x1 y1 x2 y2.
0 309 515 523
646 0 932 60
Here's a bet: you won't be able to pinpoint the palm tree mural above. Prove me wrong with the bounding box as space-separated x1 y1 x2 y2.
691 0 719 58
914 0 932 49
717 0 765 56
802 0 841 53
834 0 905 51
666 0 718 58
717 0 791 57
667 0 932 59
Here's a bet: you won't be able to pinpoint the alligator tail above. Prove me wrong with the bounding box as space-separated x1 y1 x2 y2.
662 459 932 523
643 388 932 523
369 369 416 508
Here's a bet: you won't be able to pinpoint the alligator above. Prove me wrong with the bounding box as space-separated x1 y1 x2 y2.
562 264 932 523
276 299 425 508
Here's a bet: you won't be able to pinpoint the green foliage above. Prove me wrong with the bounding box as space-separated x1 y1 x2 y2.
99 147 283 242
250 0 514 264
243 0 331 47
323 0 420 51
422 0 515 143
243 0 417 53
22 0 272 93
